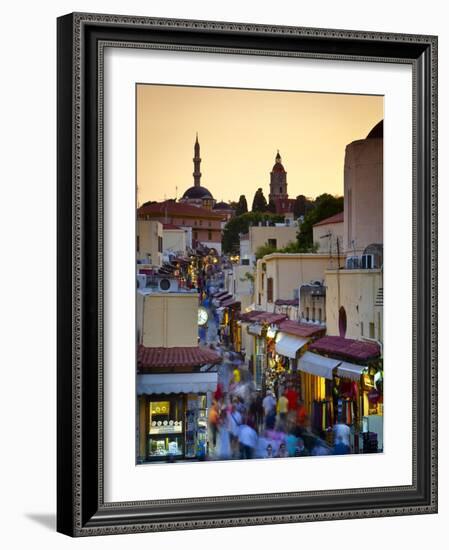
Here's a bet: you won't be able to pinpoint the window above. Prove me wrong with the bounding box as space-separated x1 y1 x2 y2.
318 308 322 322
261 273 264 290
199 220 202 226
338 307 347 338
208 230 212 240
158 236 163 253
267 277 273 302
267 238 277 248
279 187 282 194
369 322 375 339
193 230 198 240
306 307 310 321
312 307 316 321
360 321 364 336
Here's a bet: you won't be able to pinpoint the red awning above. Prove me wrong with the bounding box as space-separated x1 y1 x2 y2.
309 336 380 362
278 320 325 339
221 298 241 308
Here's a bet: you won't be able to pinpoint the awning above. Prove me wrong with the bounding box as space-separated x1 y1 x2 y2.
275 332 308 359
298 351 341 380
336 361 367 381
248 323 263 336
137 372 218 395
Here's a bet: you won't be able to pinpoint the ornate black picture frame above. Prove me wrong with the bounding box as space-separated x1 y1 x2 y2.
57 12 438 537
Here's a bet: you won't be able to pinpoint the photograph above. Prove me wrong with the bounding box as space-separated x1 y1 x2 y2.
135 84 384 464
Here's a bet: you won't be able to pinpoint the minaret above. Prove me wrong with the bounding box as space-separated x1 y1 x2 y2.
193 133 202 186
269 150 288 202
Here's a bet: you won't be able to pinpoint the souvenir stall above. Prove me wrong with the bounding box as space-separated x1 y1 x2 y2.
308 336 382 452
247 321 266 390
271 321 326 400
298 351 340 440
137 373 218 461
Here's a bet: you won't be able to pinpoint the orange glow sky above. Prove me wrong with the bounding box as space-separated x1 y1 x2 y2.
137 84 383 205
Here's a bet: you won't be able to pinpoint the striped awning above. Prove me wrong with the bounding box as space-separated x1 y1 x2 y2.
248 323 263 336
137 372 218 395
275 332 308 359
298 351 341 380
336 361 367 381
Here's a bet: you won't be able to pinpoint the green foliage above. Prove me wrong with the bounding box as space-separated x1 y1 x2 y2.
255 243 277 260
221 211 284 254
239 271 255 283
293 195 313 219
235 195 248 216
255 239 318 260
297 193 343 251
251 188 268 212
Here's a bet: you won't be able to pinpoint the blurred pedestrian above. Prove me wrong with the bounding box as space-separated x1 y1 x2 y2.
238 420 258 459
277 442 288 458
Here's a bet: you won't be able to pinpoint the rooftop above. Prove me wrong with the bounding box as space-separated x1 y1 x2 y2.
182 185 214 200
309 335 381 362
138 200 223 220
313 211 344 227
137 345 221 371
162 223 181 230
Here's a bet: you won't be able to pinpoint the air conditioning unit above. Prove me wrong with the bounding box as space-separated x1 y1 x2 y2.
361 254 375 269
137 273 147 289
157 277 179 292
345 256 360 269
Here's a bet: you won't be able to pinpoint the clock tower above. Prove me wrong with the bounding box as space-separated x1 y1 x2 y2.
269 150 288 203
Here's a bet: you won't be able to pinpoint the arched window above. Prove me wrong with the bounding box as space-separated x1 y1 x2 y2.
338 306 347 338
279 187 283 194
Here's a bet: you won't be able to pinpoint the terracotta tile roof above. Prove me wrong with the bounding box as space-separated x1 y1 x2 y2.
278 320 325 339
309 336 380 362
252 312 288 324
313 211 344 227
137 345 221 371
239 310 265 322
163 223 181 230
220 298 241 308
275 298 298 306
138 200 223 220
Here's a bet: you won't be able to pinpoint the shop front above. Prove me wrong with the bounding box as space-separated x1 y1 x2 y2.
137 372 218 461
305 336 383 452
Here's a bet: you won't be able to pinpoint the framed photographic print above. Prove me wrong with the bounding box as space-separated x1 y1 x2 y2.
57 13 438 536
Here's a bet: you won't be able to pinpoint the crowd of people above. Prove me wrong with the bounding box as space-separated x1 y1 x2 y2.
198 258 353 462
207 376 352 461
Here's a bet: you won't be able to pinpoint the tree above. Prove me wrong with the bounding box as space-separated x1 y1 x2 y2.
235 195 248 216
255 242 278 260
251 188 268 212
293 195 311 218
221 211 284 254
296 193 343 251
267 199 277 213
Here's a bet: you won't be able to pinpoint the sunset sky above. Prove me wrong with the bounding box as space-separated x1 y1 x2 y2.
137 84 383 205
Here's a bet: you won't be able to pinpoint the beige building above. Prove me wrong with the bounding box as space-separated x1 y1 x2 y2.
344 121 383 258
244 223 298 265
137 291 199 347
313 212 344 255
255 253 343 312
137 220 163 267
325 268 383 342
162 224 188 257
224 264 255 311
